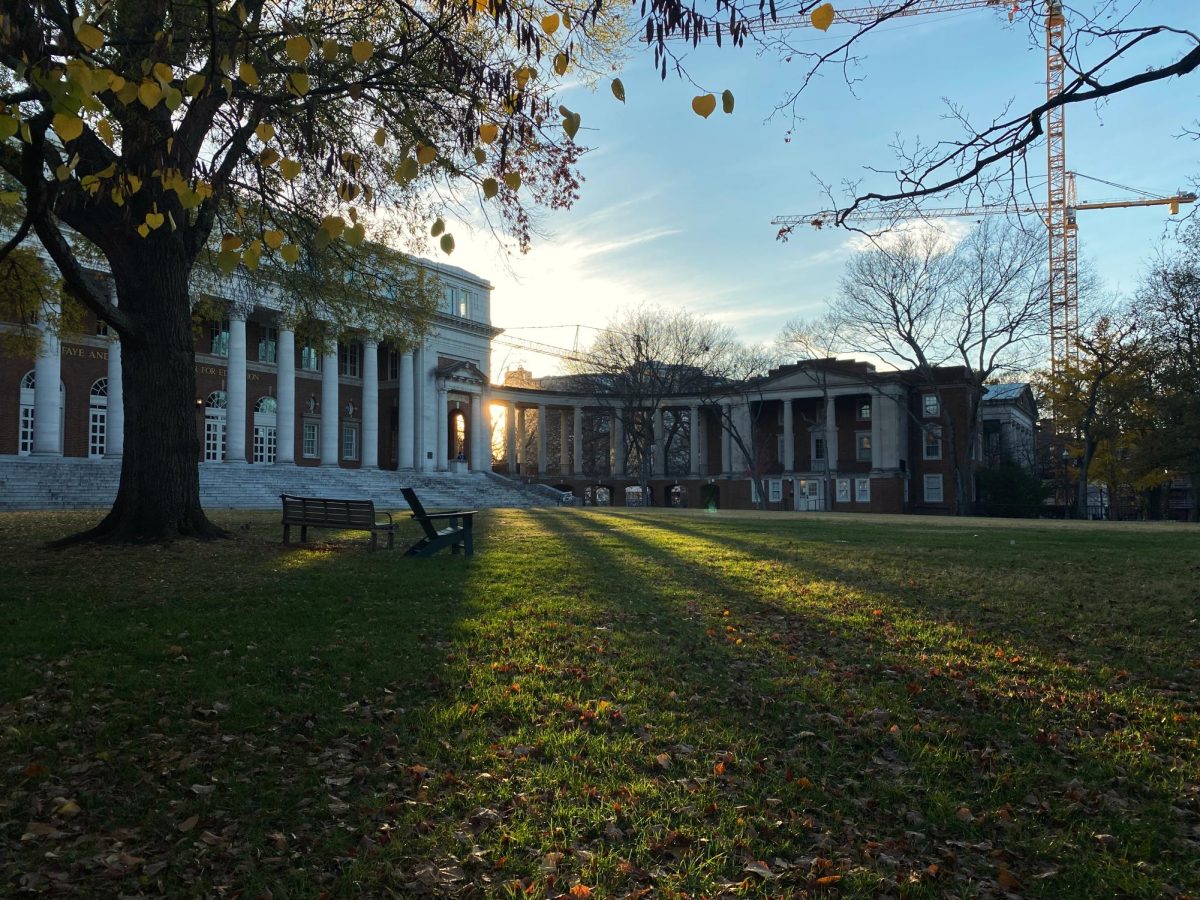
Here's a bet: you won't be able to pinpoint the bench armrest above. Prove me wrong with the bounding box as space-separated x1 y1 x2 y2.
377 511 394 527
412 510 478 520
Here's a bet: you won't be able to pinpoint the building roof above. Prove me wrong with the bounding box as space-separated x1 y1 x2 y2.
983 382 1030 402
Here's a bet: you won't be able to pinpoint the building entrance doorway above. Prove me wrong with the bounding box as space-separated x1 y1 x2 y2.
794 478 825 511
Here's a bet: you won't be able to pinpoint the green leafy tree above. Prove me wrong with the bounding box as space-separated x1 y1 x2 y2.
0 0 619 542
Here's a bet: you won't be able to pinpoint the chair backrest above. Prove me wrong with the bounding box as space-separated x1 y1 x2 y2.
401 488 441 539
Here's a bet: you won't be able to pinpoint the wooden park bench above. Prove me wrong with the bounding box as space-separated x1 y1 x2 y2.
401 487 476 557
280 494 395 550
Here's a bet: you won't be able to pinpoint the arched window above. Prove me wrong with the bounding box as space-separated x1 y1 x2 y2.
89 378 108 459
204 391 227 461
252 396 277 463
17 371 65 456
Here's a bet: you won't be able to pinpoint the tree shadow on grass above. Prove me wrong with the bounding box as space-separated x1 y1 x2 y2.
532 509 1200 898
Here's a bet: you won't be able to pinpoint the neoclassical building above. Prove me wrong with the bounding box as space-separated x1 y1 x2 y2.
2 256 1033 514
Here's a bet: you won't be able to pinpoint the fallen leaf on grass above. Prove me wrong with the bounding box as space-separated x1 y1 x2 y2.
177 814 199 832
744 860 777 879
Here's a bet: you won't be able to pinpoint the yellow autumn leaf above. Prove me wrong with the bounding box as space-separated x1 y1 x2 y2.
51 114 84 143
263 229 285 249
473 147 486 165
73 19 105 52
440 233 455 254
321 39 339 60
691 94 717 118
562 110 581 139
96 119 114 147
185 73 206 97
611 78 625 103
276 159 299 181
722 89 735 114
0 115 18 141
280 243 301 264
285 35 312 63
374 127 387 148
351 40 374 64
321 215 346 238
217 250 240 274
344 223 366 246
553 53 569 76
514 67 535 90
255 121 275 142
286 71 310 96
243 239 263 270
416 144 437 166
482 177 498 199
541 13 560 34
164 87 184 110
810 2 835 31
238 61 259 85
479 123 499 145
430 217 445 237
259 147 280 167
152 63 173 85
137 223 151 238
220 234 243 252
138 81 163 108
503 171 521 191
144 210 165 230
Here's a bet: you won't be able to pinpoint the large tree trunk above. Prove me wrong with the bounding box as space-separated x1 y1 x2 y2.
56 248 225 544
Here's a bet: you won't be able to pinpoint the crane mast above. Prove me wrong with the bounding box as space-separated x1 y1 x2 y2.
740 0 1098 376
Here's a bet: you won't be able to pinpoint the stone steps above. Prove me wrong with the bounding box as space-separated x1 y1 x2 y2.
0 457 551 511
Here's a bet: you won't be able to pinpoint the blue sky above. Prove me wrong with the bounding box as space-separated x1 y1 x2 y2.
449 1 1200 377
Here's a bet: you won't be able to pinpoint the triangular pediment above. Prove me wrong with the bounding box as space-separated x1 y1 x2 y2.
436 360 488 384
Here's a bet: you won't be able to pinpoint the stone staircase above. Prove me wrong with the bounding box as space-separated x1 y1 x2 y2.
0 457 554 511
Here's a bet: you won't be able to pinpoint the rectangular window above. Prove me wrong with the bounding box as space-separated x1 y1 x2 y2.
855 477 871 503
924 473 944 503
836 478 851 503
922 393 940 417
387 349 399 381
204 415 225 462
302 422 319 458
812 435 826 462
338 342 361 378
443 285 459 314
923 426 942 460
89 406 107 459
342 422 359 460
210 320 230 357
857 399 871 420
856 432 872 462
258 326 277 364
769 479 783 503
253 425 277 464
96 320 110 337
18 405 34 456
300 345 320 372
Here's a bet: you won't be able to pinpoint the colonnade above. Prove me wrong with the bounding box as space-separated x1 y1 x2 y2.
21 306 490 472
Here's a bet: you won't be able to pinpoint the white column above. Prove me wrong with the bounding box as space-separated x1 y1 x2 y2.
573 406 584 476
517 407 527 473
735 403 753 471
320 346 339 465
436 384 449 471
413 346 428 471
782 398 795 472
879 387 902 470
688 405 700 476
611 410 624 476
506 403 518 473
104 331 124 458
276 328 295 464
825 396 839 472
536 404 548 475
471 392 486 472
559 410 570 472
225 314 248 463
31 303 62 456
653 408 666 476
870 392 883 470
361 339 379 468
398 350 414 468
720 403 731 474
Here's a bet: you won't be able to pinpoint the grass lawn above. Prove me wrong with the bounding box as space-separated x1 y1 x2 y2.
1 508 1198 898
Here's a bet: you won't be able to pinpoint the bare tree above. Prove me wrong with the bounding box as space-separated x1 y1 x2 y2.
777 316 844 509
829 219 1049 513
568 307 738 500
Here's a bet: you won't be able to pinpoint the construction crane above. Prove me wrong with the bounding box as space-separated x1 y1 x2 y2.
743 0 1156 375
774 175 1197 331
